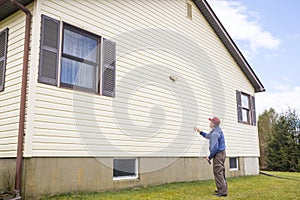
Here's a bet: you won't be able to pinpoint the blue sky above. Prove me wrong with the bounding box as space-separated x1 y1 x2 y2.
207 0 300 115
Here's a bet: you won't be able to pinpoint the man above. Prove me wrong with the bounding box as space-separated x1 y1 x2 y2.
194 117 227 197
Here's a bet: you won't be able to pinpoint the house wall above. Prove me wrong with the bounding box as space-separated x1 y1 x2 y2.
0 4 34 158
27 0 259 158
0 0 261 198
0 159 15 194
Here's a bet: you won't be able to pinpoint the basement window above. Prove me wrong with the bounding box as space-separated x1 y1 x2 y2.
113 158 138 180
229 157 239 171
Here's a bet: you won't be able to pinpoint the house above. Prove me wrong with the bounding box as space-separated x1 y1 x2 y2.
0 0 265 199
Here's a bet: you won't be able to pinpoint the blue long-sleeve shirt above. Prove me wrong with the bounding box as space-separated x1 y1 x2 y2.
200 127 226 160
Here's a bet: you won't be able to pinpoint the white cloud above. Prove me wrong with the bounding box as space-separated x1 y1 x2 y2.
207 0 281 55
271 77 294 91
286 33 300 40
256 86 300 115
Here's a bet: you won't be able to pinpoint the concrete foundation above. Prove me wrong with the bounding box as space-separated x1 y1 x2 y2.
0 157 259 199
0 159 15 195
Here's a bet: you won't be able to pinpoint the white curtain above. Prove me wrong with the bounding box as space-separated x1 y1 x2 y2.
61 28 98 90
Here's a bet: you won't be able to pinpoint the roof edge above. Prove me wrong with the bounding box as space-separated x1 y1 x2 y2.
193 0 265 93
0 0 34 20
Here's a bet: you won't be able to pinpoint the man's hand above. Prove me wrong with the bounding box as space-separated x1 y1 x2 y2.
194 127 201 133
205 157 211 164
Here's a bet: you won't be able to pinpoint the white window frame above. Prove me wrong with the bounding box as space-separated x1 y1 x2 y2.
241 93 251 124
229 157 239 171
113 158 138 181
59 23 101 93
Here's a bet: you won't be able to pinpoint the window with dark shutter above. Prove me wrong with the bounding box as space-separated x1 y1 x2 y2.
0 28 8 92
38 15 60 85
38 15 117 97
236 90 257 126
101 38 116 97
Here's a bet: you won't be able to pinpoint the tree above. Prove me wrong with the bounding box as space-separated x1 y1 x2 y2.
258 108 277 169
266 109 300 172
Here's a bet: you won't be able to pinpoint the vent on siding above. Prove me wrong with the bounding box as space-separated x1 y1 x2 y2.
102 38 116 97
38 15 60 85
186 2 193 20
0 28 8 92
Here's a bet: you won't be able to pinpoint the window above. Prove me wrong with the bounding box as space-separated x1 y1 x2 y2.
61 24 99 92
241 93 250 123
186 2 193 19
38 15 116 97
113 158 138 180
229 157 238 171
0 28 8 92
236 90 256 125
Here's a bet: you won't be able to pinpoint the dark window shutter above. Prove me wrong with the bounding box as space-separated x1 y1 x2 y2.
0 28 8 92
38 15 60 85
101 38 116 97
251 96 256 126
236 90 243 123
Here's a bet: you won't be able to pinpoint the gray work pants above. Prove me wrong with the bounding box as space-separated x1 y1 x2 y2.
213 150 228 195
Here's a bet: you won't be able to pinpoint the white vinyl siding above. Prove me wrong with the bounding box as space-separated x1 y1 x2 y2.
25 0 259 157
0 6 33 157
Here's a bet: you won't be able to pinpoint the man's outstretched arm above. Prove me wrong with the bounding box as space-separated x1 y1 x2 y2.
194 127 210 139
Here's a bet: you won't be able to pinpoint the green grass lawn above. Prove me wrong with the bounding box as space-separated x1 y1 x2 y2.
43 172 300 200
262 171 300 181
